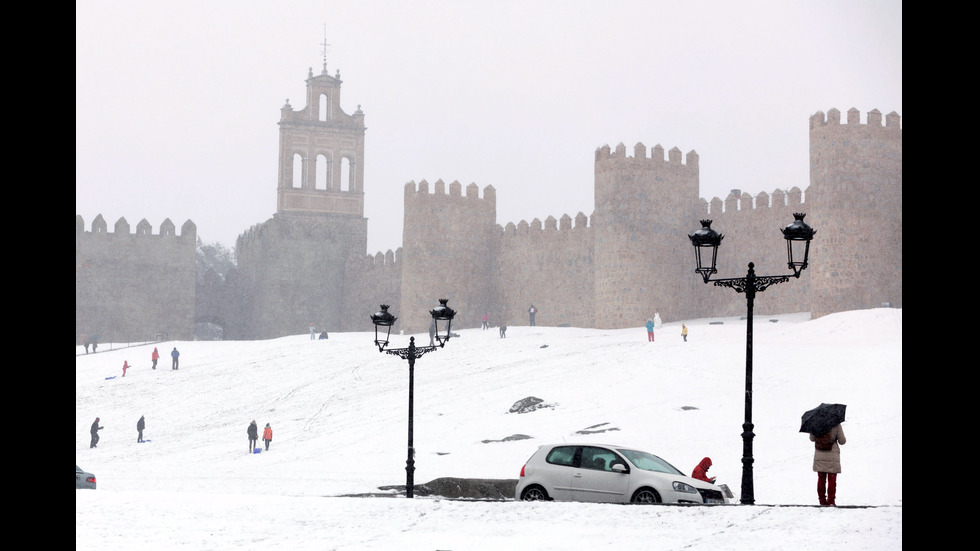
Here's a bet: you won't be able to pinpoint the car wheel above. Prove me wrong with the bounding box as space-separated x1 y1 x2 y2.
520 485 550 501
631 487 662 504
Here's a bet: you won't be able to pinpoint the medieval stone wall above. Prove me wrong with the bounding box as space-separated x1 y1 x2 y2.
75 214 196 344
77 106 901 342
807 108 902 317
592 143 701 328
494 212 595 330
398 180 498 334
343 248 403 334
234 211 367 339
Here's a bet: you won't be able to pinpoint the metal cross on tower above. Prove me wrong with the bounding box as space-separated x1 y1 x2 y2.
320 24 331 73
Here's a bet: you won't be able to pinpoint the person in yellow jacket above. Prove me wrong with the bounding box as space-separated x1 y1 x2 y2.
263 423 273 451
681 324 688 342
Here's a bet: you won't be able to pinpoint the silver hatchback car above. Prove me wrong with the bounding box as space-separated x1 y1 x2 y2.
76 464 97 489
516 443 728 504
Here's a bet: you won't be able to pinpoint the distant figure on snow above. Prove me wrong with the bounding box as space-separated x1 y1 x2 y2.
528 305 537 326
263 423 273 451
90 417 103 448
137 415 146 443
151 347 160 369
810 423 846 506
499 324 507 338
646 318 655 342
318 331 328 340
247 420 258 453
681 324 688 342
482 312 489 330
171 347 180 370
122 360 130 377
692 457 716 483
310 323 316 340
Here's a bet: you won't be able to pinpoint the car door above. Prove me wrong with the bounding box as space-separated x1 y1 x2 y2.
540 445 578 500
570 446 631 503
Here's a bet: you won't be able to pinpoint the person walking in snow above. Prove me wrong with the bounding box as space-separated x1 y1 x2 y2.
171 347 180 370
681 324 688 342
646 318 655 342
499 324 507 338
151 347 159 369
691 457 716 483
528 305 537 326
90 417 103 448
310 323 316 340
263 423 273 451
137 415 146 443
122 360 130 377
482 312 489 330
247 420 258 453
810 423 846 506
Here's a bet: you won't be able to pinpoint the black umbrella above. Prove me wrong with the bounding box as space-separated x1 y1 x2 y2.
800 403 846 435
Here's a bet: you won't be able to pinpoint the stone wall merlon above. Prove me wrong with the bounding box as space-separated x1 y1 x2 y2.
76 214 195 237
809 107 902 130
403 180 496 201
702 187 805 214
594 142 699 167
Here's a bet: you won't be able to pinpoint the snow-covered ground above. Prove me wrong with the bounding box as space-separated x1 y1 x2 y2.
76 309 902 550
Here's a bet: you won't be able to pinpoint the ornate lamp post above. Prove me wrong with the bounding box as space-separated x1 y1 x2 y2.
370 299 457 498
688 213 816 505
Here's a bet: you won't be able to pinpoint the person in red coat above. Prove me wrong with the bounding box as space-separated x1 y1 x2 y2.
691 457 716 483
263 423 273 451
151 347 160 370
122 360 130 377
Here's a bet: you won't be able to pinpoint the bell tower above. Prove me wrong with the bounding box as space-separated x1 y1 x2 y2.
276 63 366 218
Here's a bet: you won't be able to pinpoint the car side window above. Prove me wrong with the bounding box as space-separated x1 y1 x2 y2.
580 446 624 472
545 446 578 467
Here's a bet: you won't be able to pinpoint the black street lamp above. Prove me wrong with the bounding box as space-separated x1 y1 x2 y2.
688 213 816 505
370 299 457 498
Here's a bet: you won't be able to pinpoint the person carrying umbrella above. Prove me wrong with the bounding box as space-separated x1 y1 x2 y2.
801 403 847 506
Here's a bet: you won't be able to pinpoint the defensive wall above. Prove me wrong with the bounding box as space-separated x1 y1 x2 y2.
234 211 367 339
75 214 196 344
76 105 901 341
398 179 498 334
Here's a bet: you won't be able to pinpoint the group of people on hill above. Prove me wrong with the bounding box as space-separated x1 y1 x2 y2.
119 347 181 377
88 415 148 447
309 323 329 340
88 415 277 454
645 315 688 343
247 420 274 452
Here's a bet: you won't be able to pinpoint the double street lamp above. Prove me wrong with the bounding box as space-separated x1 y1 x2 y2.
370 299 457 498
688 213 816 505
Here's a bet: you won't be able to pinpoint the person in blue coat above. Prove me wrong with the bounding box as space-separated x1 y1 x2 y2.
646 318 655 342
171 347 180 370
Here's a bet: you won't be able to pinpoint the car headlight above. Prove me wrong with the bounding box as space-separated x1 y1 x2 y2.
672 481 698 494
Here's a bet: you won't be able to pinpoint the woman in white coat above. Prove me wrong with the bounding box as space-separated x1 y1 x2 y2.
809 423 846 506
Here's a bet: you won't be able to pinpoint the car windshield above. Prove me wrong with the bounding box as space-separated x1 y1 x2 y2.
618 449 684 475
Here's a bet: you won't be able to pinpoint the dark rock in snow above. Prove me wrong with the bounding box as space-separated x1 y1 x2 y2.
509 396 555 414
378 478 518 500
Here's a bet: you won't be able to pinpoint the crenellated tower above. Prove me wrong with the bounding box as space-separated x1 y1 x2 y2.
807 108 902 317
399 180 498 334
593 143 701 328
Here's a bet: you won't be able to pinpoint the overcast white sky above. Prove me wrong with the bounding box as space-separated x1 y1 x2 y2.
76 0 902 254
